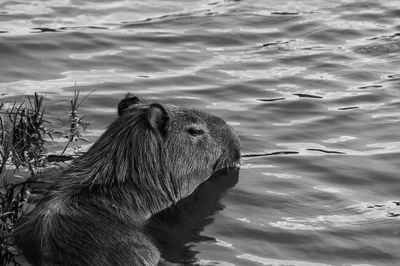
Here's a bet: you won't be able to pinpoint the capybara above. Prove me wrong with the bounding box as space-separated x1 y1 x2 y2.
14 93 241 266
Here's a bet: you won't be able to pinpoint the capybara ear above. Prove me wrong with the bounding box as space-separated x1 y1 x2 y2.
118 93 142 116
147 103 170 136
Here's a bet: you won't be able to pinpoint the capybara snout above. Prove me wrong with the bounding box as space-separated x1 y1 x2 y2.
14 93 241 266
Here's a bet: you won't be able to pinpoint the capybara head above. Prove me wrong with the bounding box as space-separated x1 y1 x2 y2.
62 93 241 216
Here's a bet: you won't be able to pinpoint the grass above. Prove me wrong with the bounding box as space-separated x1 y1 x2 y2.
0 90 91 265
61 87 93 155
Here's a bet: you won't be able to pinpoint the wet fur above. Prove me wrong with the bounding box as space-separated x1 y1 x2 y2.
14 94 241 266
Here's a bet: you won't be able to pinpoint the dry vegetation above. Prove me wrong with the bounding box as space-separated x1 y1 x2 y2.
0 91 90 265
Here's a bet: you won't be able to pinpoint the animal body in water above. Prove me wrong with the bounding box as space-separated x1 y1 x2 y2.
14 93 241 266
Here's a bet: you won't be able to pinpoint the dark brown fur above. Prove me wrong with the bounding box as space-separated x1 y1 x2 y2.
14 94 241 266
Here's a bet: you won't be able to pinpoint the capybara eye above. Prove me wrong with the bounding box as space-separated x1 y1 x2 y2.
187 127 205 136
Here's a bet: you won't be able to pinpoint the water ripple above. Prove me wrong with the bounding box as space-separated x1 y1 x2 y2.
1 0 400 265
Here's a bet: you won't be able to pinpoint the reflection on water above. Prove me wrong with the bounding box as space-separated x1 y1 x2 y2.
1 0 400 265
238 254 331 266
147 169 239 265
271 201 400 231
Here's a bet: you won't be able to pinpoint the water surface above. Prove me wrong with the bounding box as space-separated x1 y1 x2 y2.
1 0 399 265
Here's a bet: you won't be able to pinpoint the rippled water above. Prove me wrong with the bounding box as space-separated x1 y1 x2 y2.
1 0 400 265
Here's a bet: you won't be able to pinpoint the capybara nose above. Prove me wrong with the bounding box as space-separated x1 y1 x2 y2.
232 148 241 162
229 138 242 168
220 125 241 167
228 126 241 162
